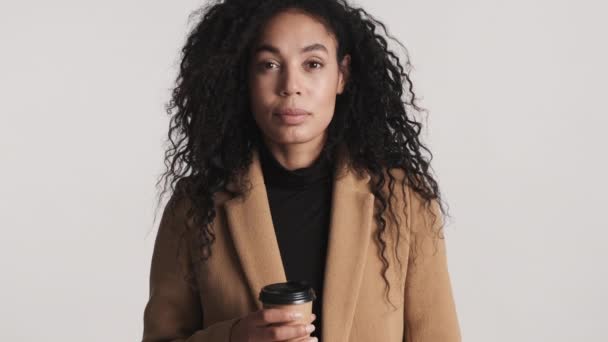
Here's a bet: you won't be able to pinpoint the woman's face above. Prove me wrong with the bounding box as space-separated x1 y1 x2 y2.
248 9 350 148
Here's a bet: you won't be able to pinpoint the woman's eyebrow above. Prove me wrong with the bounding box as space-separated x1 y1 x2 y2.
253 43 328 55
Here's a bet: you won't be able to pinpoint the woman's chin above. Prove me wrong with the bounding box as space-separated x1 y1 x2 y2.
267 129 321 146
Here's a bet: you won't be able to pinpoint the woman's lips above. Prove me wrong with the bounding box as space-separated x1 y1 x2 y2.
273 108 310 125
276 107 309 116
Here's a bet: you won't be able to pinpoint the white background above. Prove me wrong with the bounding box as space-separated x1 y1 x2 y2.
1 0 606 341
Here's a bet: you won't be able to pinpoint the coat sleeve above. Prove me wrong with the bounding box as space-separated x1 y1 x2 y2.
141 192 241 342
403 189 461 342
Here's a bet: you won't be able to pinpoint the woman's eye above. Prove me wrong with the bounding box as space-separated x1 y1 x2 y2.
263 62 278 69
257 60 322 71
307 61 323 69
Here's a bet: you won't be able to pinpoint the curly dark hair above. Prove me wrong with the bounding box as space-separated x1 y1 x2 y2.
154 0 449 310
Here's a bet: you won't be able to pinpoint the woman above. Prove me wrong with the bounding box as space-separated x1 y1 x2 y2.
142 0 461 341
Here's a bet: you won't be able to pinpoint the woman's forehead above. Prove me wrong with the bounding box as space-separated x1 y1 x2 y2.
253 9 338 54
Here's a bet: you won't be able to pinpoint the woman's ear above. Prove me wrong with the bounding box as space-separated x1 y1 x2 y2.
337 54 351 94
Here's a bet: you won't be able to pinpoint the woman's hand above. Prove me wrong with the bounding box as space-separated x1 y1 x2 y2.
229 308 317 342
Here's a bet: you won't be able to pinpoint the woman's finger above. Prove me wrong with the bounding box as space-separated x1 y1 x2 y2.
260 322 315 341
255 308 301 326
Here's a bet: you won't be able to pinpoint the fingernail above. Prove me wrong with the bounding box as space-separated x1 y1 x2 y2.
292 312 303 319
305 324 315 333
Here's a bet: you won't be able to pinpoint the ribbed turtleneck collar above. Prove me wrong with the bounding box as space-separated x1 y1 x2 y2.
258 142 334 189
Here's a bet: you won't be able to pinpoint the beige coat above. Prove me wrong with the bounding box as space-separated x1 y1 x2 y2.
142 146 461 341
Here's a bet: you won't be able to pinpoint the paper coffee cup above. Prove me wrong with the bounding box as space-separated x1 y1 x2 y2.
259 280 316 325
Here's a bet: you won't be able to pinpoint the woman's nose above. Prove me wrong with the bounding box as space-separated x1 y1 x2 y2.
279 65 302 96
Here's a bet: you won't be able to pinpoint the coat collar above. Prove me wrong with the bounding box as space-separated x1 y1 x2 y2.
223 144 374 342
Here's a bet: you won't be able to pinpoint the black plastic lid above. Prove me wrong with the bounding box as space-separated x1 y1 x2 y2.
259 280 316 305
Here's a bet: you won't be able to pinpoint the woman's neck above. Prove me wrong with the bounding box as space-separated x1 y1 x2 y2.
261 134 327 171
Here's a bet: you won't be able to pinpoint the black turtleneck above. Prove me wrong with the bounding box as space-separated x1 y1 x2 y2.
258 142 333 340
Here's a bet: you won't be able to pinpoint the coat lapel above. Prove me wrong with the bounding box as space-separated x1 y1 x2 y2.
321 147 374 342
224 148 287 309
223 146 374 342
